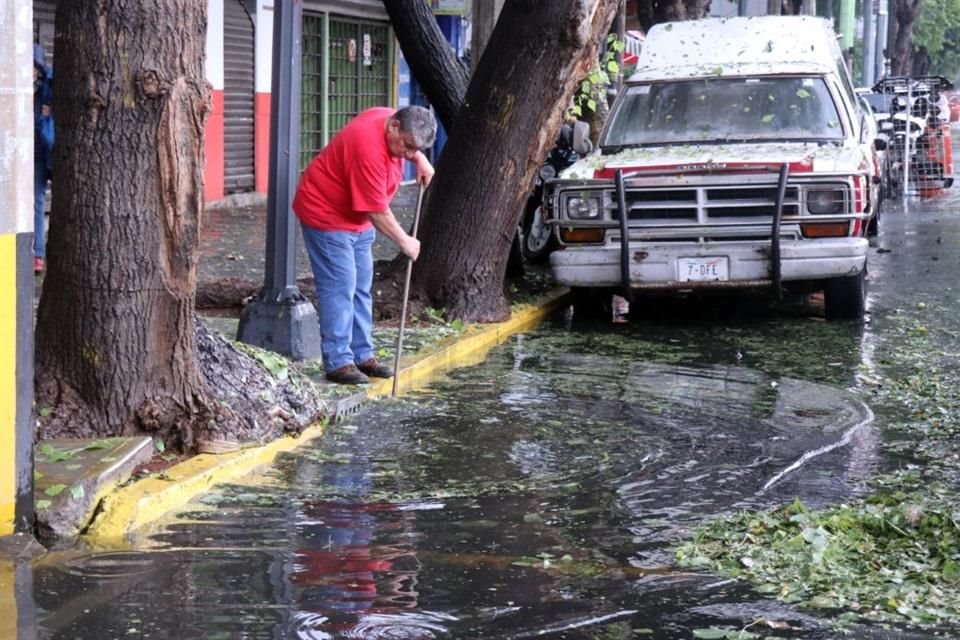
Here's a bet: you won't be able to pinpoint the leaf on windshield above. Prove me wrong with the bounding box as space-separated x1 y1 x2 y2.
796 88 811 99
710 66 723 76
761 114 775 123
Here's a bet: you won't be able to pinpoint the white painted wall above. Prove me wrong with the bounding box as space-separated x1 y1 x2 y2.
206 0 225 91
0 1 35 234
255 1 274 94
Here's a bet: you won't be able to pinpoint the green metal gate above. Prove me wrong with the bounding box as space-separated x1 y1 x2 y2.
300 13 393 169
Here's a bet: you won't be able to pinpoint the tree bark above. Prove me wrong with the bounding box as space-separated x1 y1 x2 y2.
382 0 469 131
410 0 621 322
891 0 924 75
636 0 711 32
35 1 212 446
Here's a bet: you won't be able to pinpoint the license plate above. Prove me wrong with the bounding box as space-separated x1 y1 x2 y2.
678 257 729 282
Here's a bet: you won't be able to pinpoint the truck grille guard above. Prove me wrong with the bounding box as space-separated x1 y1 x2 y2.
550 165 871 298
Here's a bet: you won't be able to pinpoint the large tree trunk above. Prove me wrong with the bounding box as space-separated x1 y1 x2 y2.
409 0 620 322
35 1 212 447
382 0 468 131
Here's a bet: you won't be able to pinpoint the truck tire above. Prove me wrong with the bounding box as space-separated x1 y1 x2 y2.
823 270 866 320
521 202 557 263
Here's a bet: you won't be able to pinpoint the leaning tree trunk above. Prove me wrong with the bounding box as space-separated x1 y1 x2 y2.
35 1 212 447
382 0 469 131
410 0 621 322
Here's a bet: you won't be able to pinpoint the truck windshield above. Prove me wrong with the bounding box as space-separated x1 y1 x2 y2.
603 76 845 148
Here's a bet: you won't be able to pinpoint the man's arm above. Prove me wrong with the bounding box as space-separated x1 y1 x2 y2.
412 151 435 186
369 208 420 260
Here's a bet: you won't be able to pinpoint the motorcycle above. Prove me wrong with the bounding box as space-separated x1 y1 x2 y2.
519 121 589 263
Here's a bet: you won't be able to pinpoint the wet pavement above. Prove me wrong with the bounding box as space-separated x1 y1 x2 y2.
20 164 960 636
26 186 960 638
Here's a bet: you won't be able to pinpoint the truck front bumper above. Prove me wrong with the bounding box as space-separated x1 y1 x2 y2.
550 238 868 289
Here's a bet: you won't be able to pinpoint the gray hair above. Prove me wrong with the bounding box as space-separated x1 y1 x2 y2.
393 105 437 150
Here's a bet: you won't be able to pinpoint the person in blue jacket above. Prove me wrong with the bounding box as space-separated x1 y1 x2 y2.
34 43 54 273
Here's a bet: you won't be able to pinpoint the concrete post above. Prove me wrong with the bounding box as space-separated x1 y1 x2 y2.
0 2 40 637
237 0 322 361
0 0 36 538
838 0 856 74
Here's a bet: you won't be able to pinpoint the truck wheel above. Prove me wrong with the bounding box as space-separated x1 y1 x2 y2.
823 270 866 320
521 203 557 263
867 196 881 237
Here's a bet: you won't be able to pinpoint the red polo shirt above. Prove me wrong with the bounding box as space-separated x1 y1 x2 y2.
293 107 403 232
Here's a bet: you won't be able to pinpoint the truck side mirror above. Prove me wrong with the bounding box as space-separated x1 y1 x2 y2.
572 120 592 155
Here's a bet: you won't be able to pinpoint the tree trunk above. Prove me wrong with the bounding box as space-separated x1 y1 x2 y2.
891 0 923 75
35 1 211 447
410 0 621 322
636 0 710 32
382 0 469 131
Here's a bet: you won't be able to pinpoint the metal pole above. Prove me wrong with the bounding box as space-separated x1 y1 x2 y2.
862 0 876 86
237 0 322 360
392 184 426 397
876 0 889 80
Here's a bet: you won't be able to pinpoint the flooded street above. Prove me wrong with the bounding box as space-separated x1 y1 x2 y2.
30 190 960 639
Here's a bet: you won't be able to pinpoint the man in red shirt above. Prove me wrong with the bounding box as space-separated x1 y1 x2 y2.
294 106 436 385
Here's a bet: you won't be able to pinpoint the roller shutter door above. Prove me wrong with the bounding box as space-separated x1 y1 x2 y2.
224 0 256 194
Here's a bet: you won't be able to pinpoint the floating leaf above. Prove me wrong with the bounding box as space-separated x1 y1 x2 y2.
36 500 51 510
44 484 67 497
84 439 116 450
70 485 85 500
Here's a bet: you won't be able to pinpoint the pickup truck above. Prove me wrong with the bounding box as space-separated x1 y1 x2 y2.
546 16 883 319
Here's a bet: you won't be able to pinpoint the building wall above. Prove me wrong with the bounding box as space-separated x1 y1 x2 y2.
205 0 226 201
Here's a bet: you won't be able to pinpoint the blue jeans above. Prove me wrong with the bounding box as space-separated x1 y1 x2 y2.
301 225 376 372
34 157 47 259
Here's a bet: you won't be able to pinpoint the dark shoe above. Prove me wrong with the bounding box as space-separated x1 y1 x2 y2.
325 363 369 385
356 358 394 378
33 257 45 273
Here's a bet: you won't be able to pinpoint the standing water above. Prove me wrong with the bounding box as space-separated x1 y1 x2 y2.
33 313 903 639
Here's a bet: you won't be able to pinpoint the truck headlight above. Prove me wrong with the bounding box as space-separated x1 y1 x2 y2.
807 189 844 215
566 194 603 220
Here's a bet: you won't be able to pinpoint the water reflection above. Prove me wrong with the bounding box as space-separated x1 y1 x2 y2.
33 322 895 639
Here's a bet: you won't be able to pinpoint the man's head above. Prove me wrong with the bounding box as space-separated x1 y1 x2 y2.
385 106 437 160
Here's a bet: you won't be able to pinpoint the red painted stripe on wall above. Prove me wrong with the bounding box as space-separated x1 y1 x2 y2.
255 92 271 194
204 89 225 202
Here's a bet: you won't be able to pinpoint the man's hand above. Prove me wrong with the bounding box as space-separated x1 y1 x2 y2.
413 151 435 186
402 236 421 261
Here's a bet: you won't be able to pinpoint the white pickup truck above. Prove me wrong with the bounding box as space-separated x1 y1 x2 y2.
546 16 883 319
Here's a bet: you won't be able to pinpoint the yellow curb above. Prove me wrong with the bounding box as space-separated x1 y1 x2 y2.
83 422 327 547
82 288 568 546
367 287 570 398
